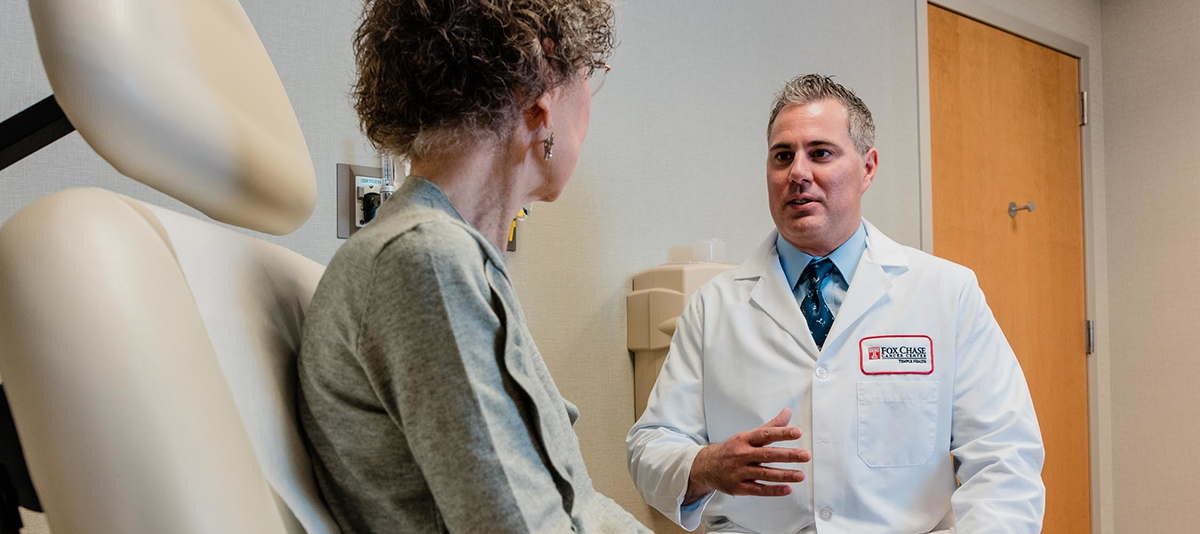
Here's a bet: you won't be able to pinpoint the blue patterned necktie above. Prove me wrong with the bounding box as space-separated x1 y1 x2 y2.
800 259 837 349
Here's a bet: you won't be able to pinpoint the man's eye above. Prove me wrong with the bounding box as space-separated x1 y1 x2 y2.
774 152 794 162
811 149 833 159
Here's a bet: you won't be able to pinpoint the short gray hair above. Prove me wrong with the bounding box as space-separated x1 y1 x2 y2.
767 74 875 155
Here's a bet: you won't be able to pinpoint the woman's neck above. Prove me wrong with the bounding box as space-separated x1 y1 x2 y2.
410 146 533 250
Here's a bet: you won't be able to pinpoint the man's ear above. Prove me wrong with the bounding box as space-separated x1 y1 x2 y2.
860 147 879 194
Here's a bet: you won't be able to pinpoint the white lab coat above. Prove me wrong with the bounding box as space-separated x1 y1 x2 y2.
627 220 1045 534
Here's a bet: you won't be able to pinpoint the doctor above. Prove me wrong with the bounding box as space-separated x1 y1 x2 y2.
626 74 1045 534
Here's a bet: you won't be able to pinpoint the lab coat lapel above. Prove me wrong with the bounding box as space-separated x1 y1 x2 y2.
823 221 909 349
740 231 821 360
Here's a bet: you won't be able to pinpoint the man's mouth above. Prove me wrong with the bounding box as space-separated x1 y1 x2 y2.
788 198 816 206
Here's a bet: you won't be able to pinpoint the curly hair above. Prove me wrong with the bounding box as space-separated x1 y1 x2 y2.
767 74 875 156
353 0 615 159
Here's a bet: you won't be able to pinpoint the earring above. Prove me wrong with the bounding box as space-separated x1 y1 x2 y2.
543 131 554 160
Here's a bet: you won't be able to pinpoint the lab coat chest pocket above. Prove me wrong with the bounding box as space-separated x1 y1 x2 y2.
856 381 939 467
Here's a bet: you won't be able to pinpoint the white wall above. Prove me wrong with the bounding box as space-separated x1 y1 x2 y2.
1101 0 1200 532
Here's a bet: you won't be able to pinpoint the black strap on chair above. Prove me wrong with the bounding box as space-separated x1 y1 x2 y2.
0 385 42 534
0 94 75 172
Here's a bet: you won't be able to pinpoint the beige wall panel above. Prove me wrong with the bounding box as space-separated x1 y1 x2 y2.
1101 0 1200 532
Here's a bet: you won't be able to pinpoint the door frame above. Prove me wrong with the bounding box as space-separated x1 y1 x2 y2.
914 2 1111 534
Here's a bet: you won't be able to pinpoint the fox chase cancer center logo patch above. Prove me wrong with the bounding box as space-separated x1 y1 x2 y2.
860 335 934 375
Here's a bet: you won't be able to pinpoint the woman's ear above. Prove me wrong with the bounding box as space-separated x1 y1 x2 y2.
524 86 560 136
526 38 561 134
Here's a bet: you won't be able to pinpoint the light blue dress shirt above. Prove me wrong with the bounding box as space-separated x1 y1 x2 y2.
775 221 869 318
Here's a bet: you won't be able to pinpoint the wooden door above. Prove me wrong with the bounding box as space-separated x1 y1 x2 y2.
928 5 1090 533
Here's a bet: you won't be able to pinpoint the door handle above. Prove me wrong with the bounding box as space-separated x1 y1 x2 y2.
1008 201 1035 218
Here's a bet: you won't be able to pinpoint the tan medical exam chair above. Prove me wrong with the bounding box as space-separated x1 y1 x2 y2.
0 1 341 532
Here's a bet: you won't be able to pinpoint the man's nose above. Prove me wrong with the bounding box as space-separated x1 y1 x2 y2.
788 158 813 184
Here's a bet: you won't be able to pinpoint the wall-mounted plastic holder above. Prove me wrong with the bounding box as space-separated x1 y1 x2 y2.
627 261 735 419
336 163 382 239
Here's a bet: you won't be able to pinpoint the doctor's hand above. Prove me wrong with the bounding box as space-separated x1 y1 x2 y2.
683 408 811 504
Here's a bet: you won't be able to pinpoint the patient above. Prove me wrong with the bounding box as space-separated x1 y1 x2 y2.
296 1 649 533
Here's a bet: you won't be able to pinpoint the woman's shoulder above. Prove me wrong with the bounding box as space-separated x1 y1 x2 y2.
334 202 482 266
377 217 487 272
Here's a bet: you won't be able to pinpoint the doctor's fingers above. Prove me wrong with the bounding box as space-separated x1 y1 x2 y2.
741 465 806 484
735 481 794 497
744 426 803 446
749 446 812 464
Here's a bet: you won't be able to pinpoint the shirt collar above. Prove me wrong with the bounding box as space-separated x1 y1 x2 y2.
776 221 869 289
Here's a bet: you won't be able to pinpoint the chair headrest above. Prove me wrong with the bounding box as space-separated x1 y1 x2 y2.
28 0 317 235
